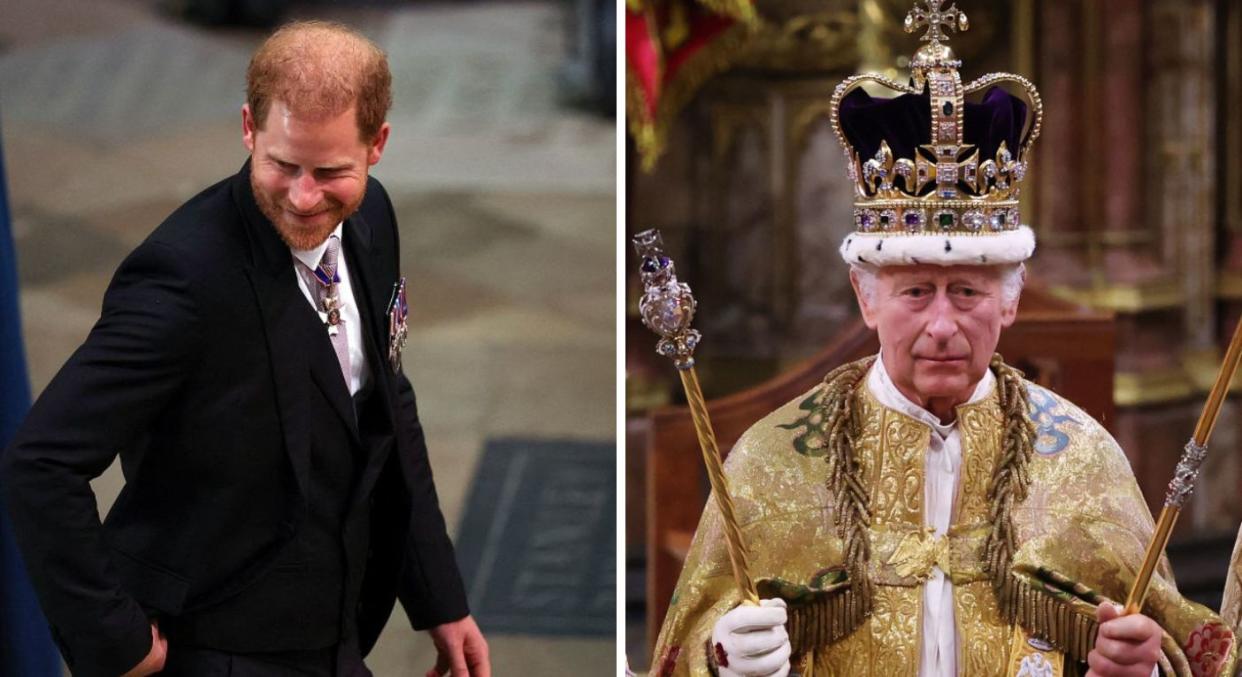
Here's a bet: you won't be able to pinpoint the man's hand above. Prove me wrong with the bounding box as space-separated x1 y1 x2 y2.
711 598 791 677
121 623 167 677
425 614 489 677
1087 603 1162 677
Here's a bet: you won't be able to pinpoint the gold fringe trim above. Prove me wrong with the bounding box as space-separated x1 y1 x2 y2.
804 354 1039 653
627 19 755 171
782 576 1102 663
785 587 867 656
1009 575 1101 664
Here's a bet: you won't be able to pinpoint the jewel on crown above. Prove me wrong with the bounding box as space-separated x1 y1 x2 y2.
829 0 1043 236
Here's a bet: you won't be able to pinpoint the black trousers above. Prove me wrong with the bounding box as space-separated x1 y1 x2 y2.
160 640 371 677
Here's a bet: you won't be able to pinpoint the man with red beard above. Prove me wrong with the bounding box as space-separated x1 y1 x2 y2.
0 21 489 677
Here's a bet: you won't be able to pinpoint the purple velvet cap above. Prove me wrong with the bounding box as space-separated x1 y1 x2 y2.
838 85 1027 167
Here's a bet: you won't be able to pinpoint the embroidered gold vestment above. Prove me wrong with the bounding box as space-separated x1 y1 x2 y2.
652 360 1235 676
1220 524 1242 676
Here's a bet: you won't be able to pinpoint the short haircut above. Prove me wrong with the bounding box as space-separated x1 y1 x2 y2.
246 20 392 142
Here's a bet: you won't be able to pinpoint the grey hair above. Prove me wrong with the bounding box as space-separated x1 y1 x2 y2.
850 262 1026 308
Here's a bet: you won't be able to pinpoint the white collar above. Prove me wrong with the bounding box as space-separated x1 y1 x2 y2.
289 222 345 270
867 350 995 437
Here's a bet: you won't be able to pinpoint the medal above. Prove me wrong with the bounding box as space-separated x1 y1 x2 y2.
321 294 341 335
387 277 409 373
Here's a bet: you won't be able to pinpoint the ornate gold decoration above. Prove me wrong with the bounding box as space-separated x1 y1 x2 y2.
651 353 1236 674
627 1 757 171
770 354 1034 651
633 229 760 605
888 528 952 579
828 1 1042 238
903 0 968 45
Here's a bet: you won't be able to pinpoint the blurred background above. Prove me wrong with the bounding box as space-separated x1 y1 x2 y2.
0 0 615 674
625 0 1242 671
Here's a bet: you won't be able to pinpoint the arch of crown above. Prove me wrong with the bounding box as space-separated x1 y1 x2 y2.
829 0 1044 237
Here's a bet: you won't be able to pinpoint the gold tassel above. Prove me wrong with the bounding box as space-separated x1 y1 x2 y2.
987 355 1037 621
796 355 1046 657
784 587 871 656
1007 574 1101 664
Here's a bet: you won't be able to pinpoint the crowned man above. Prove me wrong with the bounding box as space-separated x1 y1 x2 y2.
650 3 1236 676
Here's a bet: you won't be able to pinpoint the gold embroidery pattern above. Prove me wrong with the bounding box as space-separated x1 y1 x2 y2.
649 358 1236 676
870 407 927 527
955 580 1013 674
818 585 921 677
1222 523 1242 637
956 397 1003 524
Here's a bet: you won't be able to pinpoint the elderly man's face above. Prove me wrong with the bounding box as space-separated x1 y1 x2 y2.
851 264 1019 414
242 100 389 250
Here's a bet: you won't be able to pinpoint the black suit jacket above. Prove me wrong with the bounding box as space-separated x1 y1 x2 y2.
0 162 469 676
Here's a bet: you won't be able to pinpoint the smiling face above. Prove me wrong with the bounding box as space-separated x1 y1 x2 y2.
851 264 1021 419
242 99 389 250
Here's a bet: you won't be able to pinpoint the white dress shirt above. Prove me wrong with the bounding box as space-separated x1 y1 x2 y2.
290 223 370 396
866 351 994 677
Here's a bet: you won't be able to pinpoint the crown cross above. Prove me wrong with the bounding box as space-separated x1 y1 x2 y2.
904 0 968 44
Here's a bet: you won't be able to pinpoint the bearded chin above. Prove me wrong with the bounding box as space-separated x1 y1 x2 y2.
252 175 367 251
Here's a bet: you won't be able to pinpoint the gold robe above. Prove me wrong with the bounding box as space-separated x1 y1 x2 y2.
652 361 1235 676
1220 524 1242 675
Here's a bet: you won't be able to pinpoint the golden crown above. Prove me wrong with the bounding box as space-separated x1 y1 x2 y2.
830 0 1042 252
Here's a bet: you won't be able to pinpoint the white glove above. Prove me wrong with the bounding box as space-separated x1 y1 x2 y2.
710 598 791 677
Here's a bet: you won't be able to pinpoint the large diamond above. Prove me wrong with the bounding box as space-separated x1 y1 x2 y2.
988 210 1006 231
963 210 986 231
653 298 686 335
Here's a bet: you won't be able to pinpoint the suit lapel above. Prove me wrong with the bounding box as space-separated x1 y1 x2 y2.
342 211 388 385
342 206 399 493
234 164 360 501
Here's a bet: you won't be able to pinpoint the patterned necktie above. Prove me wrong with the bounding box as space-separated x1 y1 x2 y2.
296 235 352 390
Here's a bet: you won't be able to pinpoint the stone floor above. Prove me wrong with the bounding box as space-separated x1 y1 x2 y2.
1 0 615 674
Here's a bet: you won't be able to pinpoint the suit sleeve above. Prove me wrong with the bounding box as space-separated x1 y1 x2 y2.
0 239 202 676
367 179 470 629
394 374 470 629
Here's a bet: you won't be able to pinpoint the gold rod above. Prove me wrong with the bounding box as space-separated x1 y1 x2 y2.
1124 317 1242 614
632 228 759 606
678 366 759 604
1193 318 1242 444
1123 505 1178 614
